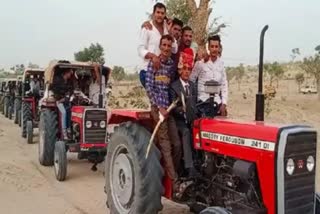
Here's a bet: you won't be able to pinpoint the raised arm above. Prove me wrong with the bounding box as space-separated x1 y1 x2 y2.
190 61 201 83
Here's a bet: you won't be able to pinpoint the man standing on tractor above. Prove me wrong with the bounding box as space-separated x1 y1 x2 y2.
170 48 200 177
51 68 73 140
190 35 228 116
138 2 178 87
145 34 178 180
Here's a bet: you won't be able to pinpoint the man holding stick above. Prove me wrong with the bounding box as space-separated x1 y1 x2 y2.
145 34 178 180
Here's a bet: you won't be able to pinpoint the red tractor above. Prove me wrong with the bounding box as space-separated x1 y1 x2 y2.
38 60 110 181
104 26 319 214
20 68 45 144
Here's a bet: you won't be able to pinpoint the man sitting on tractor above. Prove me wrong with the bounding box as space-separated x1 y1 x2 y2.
145 34 178 181
51 68 73 140
28 75 41 100
190 35 228 117
170 48 200 177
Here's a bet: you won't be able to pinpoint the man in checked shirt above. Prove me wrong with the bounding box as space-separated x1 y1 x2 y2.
145 34 178 180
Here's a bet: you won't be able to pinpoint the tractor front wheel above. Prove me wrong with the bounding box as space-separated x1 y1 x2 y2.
26 121 33 144
54 141 67 181
21 102 32 138
105 122 164 214
38 109 58 166
14 98 21 124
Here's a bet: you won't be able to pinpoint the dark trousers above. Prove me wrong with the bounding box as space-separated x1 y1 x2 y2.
176 120 194 169
150 106 177 180
167 116 182 171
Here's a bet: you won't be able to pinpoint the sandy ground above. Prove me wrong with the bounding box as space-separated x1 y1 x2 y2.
0 115 189 214
0 78 319 214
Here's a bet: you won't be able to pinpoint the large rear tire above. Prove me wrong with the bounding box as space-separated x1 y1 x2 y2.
54 141 67 181
26 121 33 144
38 109 58 166
14 98 21 124
105 122 164 214
18 110 21 127
21 102 32 138
4 97 9 118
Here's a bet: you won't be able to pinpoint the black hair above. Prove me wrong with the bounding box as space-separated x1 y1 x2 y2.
153 2 166 13
208 35 221 45
172 18 183 28
182 26 193 34
160 34 174 45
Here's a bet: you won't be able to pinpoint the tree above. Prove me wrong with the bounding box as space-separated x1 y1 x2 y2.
12 64 25 75
290 48 300 61
112 66 126 82
165 0 191 25
164 0 226 50
264 62 284 87
234 64 245 90
295 73 305 92
225 66 236 82
74 43 105 64
315 45 320 54
300 54 320 100
28 62 40 69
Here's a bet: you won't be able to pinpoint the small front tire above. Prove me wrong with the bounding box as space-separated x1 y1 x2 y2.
54 141 67 181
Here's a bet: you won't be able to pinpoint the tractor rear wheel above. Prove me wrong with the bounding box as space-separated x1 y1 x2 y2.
105 122 164 214
26 121 33 144
4 97 9 118
54 141 67 181
38 109 58 166
21 102 32 138
14 98 21 124
18 110 21 127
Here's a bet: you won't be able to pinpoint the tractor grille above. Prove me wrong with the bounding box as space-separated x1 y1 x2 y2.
84 109 107 143
284 132 317 214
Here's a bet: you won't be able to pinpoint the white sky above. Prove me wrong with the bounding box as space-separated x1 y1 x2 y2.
0 0 319 71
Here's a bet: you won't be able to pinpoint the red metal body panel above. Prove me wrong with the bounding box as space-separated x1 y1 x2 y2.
108 109 154 132
163 117 282 214
71 106 85 143
195 118 280 214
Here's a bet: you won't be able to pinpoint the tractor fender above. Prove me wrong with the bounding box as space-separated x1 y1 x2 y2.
108 109 153 132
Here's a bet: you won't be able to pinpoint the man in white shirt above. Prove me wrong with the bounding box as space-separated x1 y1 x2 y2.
137 2 178 87
190 35 228 116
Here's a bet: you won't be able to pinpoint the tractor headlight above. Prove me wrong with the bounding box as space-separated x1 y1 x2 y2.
100 121 106 128
286 158 295 175
307 156 315 172
86 121 92 128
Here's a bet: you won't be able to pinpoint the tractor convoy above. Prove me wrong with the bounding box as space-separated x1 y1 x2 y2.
0 26 319 214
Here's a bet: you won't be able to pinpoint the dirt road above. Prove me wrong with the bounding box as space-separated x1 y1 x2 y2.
0 115 189 214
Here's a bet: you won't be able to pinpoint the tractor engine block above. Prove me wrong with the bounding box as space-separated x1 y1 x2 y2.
180 152 266 213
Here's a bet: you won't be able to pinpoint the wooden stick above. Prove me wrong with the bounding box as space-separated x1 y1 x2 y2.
145 99 179 159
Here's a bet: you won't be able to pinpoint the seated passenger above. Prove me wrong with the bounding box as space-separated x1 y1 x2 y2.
51 68 73 140
169 48 199 177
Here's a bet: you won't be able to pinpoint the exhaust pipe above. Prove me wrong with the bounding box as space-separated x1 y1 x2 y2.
255 25 269 122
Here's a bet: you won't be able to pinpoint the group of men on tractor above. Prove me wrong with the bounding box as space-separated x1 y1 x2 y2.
138 2 228 186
